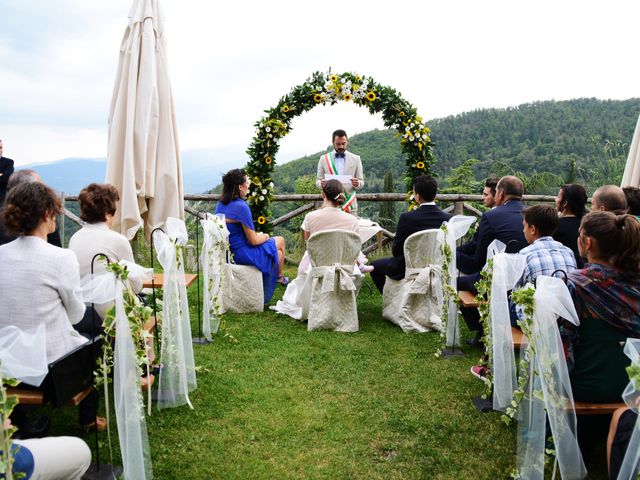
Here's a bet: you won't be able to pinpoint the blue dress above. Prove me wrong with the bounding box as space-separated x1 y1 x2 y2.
215 199 278 303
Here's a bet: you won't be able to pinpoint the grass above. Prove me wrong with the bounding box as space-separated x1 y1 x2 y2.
40 265 611 479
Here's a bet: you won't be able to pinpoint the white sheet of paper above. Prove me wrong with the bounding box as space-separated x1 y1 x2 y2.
325 174 352 184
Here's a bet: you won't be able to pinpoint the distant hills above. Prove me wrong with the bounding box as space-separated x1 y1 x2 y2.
19 97 640 194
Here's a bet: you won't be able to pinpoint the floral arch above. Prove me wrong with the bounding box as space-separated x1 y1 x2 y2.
245 70 435 232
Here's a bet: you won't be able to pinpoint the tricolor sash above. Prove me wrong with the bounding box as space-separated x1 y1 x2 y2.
325 151 356 213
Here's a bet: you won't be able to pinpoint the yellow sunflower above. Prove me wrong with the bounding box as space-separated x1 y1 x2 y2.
264 156 272 164
313 93 324 103
416 161 425 169
355 74 362 82
399 111 405 117
366 91 377 102
343 93 352 101
257 216 266 225
282 105 290 113
330 74 338 82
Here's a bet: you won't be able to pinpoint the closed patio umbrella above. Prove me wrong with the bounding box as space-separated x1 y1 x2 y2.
622 113 640 188
106 0 184 240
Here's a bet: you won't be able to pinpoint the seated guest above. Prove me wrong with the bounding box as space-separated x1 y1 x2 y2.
69 183 141 323
608 406 639 480
561 212 640 403
370 175 450 293
553 184 588 268
591 184 628 215
1 169 61 247
456 176 528 345
0 182 104 430
272 180 362 319
623 186 640 217
215 169 286 303
5 418 91 480
519 204 577 286
458 177 498 256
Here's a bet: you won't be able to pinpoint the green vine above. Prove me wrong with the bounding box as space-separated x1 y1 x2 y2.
245 70 435 232
436 224 457 357
475 258 494 397
0 368 21 480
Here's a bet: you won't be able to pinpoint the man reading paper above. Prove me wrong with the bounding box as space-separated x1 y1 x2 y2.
316 129 364 216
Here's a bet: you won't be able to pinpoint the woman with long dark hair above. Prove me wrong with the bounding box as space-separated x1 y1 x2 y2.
214 169 286 303
554 184 588 267
562 211 640 403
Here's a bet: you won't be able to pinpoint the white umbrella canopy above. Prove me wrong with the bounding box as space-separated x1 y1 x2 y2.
106 0 184 240
621 113 640 188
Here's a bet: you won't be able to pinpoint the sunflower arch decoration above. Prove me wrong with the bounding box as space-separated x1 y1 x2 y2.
245 70 435 232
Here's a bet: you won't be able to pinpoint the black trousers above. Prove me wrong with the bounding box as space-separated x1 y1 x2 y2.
370 257 401 293
457 273 482 333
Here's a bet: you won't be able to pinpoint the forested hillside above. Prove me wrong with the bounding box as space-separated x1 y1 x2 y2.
271 98 640 194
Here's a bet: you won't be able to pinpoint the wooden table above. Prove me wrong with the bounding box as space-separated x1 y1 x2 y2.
143 273 198 289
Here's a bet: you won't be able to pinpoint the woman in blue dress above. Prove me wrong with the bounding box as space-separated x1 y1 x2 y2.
215 169 287 303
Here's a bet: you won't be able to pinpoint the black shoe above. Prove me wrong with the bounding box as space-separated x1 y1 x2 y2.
465 332 482 347
14 415 50 439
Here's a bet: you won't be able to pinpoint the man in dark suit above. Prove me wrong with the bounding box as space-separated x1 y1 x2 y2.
370 175 451 293
458 177 497 256
0 139 14 207
456 175 528 345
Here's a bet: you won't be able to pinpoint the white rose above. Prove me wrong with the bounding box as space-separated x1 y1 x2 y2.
259 195 265 201
252 191 257 196
268 134 273 138
269 182 274 188
265 127 271 132
261 189 267 194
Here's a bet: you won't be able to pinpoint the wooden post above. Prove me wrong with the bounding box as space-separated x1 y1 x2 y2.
453 200 464 216
59 192 66 247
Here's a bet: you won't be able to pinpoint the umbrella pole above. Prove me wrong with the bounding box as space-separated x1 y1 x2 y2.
150 228 164 357
193 211 210 345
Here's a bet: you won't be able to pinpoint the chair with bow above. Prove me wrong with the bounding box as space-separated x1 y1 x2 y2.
382 229 444 333
201 214 264 314
306 230 362 332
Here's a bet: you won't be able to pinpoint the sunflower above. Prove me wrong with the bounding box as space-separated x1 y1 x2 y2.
257 216 266 225
282 105 290 113
416 161 425 169
329 74 338 82
343 93 352 102
355 74 362 82
366 91 377 102
313 93 324 103
399 111 405 117
265 156 272 164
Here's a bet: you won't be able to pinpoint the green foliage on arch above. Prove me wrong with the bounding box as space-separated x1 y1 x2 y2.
245 70 435 232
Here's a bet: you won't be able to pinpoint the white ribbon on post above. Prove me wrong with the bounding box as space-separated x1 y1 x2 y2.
310 264 357 294
491 252 526 412
443 215 476 347
200 213 229 340
516 276 586 480
80 260 154 480
617 338 640 480
154 217 197 409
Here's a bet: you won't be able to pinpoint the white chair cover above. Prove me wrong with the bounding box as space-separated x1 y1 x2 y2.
443 216 476 346
200 213 228 339
154 217 197 409
382 229 444 333
516 276 586 480
307 230 362 332
80 260 154 480
618 338 640 480
0 324 48 387
490 252 526 412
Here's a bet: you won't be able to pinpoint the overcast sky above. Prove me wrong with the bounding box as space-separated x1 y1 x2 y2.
1 0 639 167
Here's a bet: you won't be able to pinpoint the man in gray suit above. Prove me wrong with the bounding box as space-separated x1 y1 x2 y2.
316 129 364 216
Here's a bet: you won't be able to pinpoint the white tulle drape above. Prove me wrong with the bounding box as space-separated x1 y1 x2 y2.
443 215 476 347
516 276 586 480
491 252 526 412
0 324 49 386
153 217 197 409
617 338 640 480
200 213 228 340
80 260 154 480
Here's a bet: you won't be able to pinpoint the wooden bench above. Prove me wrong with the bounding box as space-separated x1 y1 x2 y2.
143 273 197 289
511 327 528 348
6 385 93 407
574 401 627 416
458 290 482 308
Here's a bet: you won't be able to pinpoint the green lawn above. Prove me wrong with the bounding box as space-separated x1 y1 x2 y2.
42 267 610 479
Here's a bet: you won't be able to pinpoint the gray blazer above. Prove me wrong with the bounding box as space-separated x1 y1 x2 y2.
315 150 364 211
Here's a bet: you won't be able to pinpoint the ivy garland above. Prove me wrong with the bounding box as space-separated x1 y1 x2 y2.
245 70 435 232
0 367 20 480
436 224 457 357
475 259 494 398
